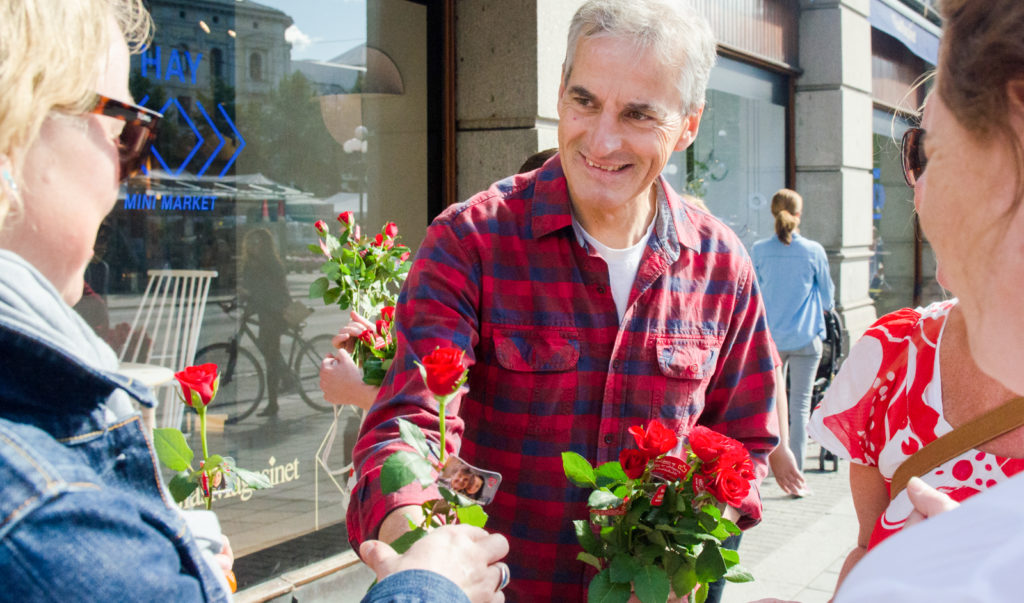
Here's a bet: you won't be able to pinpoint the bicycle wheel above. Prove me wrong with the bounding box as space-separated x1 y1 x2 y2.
194 343 264 424
293 333 335 411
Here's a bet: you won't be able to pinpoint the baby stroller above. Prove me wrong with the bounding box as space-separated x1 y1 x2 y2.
811 308 844 471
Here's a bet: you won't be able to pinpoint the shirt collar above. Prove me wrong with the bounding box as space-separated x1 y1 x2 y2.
528 155 701 255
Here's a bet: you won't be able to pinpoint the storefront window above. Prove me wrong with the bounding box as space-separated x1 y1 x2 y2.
662 56 788 252
80 0 430 589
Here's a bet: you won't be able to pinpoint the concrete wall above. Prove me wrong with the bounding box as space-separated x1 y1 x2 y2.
796 0 878 343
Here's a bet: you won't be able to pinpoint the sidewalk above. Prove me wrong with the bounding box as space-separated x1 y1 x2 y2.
722 441 858 603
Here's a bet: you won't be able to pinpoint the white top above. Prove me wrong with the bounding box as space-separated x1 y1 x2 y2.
836 473 1024 602
572 215 655 324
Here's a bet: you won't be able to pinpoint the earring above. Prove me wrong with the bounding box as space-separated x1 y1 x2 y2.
1 168 17 194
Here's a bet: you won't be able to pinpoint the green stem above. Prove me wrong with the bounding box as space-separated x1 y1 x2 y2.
199 408 211 510
438 397 446 465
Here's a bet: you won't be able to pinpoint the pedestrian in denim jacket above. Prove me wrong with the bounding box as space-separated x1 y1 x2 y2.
0 1 229 599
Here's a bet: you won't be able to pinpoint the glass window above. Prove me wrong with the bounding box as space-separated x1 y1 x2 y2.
83 0 432 590
661 56 788 252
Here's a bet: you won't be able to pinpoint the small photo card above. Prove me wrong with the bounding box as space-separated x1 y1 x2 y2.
437 455 502 505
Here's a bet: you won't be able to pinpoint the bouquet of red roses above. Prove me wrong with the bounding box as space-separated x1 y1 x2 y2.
562 420 755 603
309 211 411 384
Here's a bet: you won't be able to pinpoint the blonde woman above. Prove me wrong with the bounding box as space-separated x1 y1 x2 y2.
752 189 835 493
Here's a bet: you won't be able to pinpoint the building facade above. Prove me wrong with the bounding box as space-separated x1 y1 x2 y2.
84 0 940 599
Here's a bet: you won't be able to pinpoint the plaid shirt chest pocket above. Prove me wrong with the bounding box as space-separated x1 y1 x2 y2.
474 327 580 436
651 336 721 427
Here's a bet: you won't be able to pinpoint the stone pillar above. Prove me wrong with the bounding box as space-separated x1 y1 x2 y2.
795 0 877 344
454 0 578 200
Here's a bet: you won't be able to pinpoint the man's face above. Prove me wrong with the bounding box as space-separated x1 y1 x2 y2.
557 35 701 215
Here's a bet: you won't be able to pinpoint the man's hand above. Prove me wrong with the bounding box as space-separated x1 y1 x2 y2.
360 524 510 603
320 348 378 410
769 445 810 497
378 505 429 544
903 477 959 528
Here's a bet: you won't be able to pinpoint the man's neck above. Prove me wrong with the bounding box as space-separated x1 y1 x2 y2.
571 185 658 249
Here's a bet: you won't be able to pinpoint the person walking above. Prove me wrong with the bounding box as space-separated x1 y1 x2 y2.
752 188 835 488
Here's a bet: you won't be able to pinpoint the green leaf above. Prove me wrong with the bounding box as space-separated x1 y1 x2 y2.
633 565 671 603
723 564 754 583
721 548 740 566
587 569 631 603
153 428 193 472
309 276 329 298
695 544 727 584
308 243 324 256
381 450 435 494
609 553 640 584
671 556 698 599
438 485 475 508
577 552 604 571
204 454 224 471
397 418 431 459
388 527 427 555
694 581 709 603
562 452 597 487
575 520 603 556
595 461 628 488
719 517 741 536
324 287 342 306
168 472 198 503
588 489 623 510
234 467 273 490
455 504 489 527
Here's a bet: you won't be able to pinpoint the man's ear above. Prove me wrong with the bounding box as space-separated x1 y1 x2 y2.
674 104 705 152
1008 79 1024 138
558 63 567 98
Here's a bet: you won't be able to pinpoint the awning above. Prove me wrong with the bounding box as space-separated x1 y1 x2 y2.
870 0 940 65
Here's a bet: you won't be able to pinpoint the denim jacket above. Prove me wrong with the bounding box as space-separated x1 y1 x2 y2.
0 252 229 601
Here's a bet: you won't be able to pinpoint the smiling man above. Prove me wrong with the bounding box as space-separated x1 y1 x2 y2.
347 1 780 600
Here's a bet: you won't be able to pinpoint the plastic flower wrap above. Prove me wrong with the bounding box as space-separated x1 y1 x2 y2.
562 421 755 603
309 212 411 384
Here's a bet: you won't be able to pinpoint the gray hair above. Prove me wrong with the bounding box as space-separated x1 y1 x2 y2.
563 0 717 115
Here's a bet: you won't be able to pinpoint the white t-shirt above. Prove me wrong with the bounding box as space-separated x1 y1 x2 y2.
572 216 654 324
836 473 1024 602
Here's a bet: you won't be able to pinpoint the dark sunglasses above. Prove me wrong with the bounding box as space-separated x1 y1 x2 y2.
901 127 927 187
88 94 162 182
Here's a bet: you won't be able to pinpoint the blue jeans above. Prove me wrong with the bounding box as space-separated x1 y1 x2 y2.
781 338 823 472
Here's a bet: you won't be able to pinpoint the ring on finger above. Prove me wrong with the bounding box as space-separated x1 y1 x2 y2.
495 562 510 591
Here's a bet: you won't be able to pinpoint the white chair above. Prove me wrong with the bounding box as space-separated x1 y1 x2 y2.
119 269 217 429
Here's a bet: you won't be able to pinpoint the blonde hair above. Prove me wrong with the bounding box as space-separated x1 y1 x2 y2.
0 0 152 227
771 188 802 245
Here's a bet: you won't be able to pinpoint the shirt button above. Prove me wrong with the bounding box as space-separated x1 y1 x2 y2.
612 359 621 369
596 285 607 294
603 434 614 445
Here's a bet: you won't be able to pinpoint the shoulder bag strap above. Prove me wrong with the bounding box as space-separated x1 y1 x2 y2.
890 396 1024 500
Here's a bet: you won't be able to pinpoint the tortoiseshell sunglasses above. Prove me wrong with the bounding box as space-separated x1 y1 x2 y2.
88 95 163 181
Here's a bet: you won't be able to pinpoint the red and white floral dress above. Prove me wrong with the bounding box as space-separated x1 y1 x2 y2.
808 299 1024 548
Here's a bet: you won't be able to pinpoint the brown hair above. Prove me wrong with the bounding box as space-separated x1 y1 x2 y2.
939 0 1024 209
771 188 802 245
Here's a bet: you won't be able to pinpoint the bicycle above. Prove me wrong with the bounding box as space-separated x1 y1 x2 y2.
194 297 335 424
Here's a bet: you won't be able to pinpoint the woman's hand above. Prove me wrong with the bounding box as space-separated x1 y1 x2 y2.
769 444 810 497
331 310 376 354
320 348 378 410
360 524 511 603
903 477 959 528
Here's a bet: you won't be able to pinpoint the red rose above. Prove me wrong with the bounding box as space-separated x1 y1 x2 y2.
707 467 751 507
420 347 466 397
338 211 354 226
619 449 648 480
175 363 218 407
687 426 733 463
358 329 377 347
376 319 390 337
627 420 678 459
380 306 395 324
385 221 398 238
373 233 384 247
314 220 328 235
399 251 411 262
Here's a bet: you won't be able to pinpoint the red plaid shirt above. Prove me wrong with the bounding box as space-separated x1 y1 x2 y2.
347 156 779 601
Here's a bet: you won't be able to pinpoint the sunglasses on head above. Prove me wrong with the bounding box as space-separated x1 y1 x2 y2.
88 94 162 182
901 127 927 187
